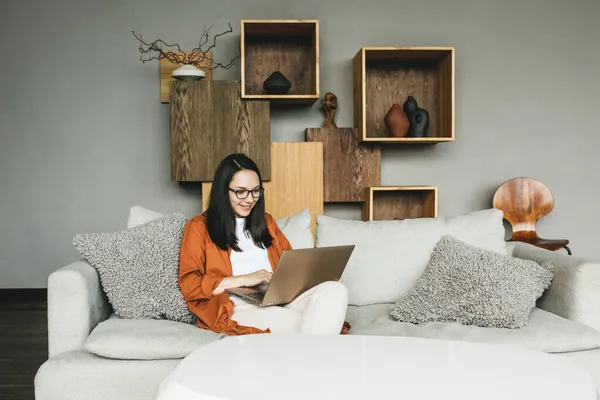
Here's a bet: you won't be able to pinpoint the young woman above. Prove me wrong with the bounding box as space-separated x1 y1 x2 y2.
178 153 349 336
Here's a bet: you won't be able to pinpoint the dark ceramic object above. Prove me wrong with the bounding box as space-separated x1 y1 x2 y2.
263 71 291 94
403 96 429 138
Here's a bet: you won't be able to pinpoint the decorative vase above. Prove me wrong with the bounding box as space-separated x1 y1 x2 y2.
403 96 429 138
172 65 206 81
263 71 291 94
384 104 410 137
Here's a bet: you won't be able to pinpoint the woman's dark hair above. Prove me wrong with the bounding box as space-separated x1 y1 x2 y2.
205 153 273 251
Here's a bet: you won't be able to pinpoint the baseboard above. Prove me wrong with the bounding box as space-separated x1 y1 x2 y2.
0 288 47 303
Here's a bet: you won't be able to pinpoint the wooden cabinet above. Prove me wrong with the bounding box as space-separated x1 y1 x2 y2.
169 80 270 182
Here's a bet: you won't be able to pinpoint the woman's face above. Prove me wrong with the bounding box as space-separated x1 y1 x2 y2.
229 169 261 218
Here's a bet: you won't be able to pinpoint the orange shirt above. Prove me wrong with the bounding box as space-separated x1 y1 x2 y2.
178 213 292 335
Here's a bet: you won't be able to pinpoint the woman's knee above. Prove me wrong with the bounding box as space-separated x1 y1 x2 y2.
316 281 349 302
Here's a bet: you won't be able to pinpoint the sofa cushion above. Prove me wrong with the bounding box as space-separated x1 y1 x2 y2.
390 235 554 328
347 304 600 353
128 205 314 249
275 208 314 249
127 205 166 229
316 208 508 306
73 212 196 323
559 349 600 391
84 315 225 360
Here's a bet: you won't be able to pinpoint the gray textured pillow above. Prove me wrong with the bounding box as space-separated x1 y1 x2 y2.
390 235 554 329
73 212 196 324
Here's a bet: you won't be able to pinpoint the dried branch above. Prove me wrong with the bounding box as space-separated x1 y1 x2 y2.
189 25 212 61
132 22 239 70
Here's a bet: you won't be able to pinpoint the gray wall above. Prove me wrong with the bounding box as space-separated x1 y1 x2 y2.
1 0 599 288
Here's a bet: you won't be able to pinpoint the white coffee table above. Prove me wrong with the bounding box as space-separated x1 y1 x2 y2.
156 334 596 400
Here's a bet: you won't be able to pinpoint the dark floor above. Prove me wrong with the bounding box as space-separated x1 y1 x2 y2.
0 297 48 400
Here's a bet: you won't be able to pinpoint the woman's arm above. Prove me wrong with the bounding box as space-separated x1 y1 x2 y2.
211 276 244 295
178 219 225 301
179 219 274 298
211 270 273 294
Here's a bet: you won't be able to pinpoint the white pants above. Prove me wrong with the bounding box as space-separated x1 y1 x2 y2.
231 281 349 334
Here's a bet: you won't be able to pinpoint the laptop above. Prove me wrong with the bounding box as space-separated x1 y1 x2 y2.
226 245 355 307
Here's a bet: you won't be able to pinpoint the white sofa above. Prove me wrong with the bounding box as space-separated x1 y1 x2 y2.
35 208 600 399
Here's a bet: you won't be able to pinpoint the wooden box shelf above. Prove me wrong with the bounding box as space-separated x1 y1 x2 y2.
241 20 319 104
362 186 438 221
354 47 454 143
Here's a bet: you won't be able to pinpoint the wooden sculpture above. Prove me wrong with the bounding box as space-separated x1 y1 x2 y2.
492 177 571 255
322 92 338 128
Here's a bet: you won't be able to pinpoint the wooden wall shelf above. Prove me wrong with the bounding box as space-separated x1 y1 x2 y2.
305 127 380 202
241 20 319 104
362 186 438 221
160 51 212 103
170 80 270 182
354 47 454 142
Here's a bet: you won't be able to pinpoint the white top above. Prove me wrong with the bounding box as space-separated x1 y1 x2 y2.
156 335 596 400
228 218 272 304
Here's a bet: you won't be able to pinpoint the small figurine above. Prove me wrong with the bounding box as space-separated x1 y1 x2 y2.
322 92 338 128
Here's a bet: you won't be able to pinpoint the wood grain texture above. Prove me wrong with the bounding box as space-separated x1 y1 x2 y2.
241 20 318 103
238 94 320 103
0 289 46 303
0 296 47 400
359 136 454 143
353 49 365 141
366 60 438 138
242 20 317 36
202 142 323 237
365 47 452 61
354 47 454 142
160 51 212 103
362 186 437 221
437 50 455 141
312 21 319 98
305 128 380 202
492 177 569 251
170 80 270 182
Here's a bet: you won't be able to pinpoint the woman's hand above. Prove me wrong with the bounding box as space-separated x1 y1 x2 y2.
239 269 272 287
212 270 273 295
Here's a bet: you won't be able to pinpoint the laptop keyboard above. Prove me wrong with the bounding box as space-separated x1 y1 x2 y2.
245 291 266 302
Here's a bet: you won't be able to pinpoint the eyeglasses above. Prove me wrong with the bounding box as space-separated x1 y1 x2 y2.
229 187 264 199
